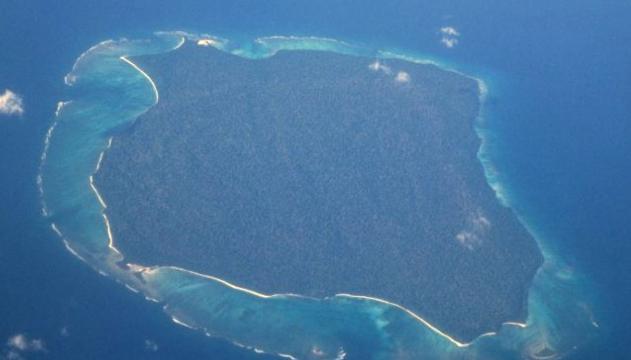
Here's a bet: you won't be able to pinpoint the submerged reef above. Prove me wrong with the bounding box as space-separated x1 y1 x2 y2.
95 42 542 342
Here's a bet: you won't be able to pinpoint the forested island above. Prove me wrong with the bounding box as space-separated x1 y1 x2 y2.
95 42 542 341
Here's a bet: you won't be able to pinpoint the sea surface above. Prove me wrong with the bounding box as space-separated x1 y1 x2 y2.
1 1 630 359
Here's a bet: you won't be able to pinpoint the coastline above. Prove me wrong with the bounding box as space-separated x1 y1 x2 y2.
120 56 160 103
38 32 593 359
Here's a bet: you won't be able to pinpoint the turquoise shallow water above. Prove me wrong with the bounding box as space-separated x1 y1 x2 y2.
38 32 599 359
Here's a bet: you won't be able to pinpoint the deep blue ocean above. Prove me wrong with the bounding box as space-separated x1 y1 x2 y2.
1 1 630 359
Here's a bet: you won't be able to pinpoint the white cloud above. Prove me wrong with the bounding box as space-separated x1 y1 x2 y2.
368 60 392 75
0 90 24 116
456 231 480 250
473 214 491 229
395 71 411 83
441 38 459 49
439 26 461 48
60 326 70 337
7 334 45 353
440 26 460 37
144 339 159 352
369 61 412 84
456 211 491 250
3 334 46 359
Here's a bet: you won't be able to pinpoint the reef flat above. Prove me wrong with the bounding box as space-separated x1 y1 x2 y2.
95 42 542 341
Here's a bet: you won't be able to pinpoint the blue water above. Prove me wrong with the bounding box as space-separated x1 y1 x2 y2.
2 1 630 359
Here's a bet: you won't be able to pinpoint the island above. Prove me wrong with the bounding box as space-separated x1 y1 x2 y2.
94 41 543 342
